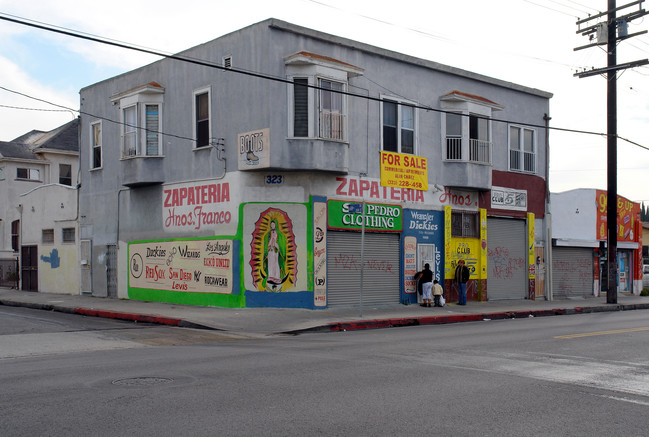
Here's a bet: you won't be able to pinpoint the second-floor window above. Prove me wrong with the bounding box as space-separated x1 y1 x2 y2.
59 164 72 186
293 78 309 137
121 103 161 157
194 88 211 148
318 79 345 141
509 126 536 173
382 98 415 154
111 83 164 159
445 112 490 163
441 91 501 165
285 52 361 143
16 168 40 181
91 121 102 169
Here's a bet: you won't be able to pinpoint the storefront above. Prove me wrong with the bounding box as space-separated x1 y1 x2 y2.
551 189 643 297
402 209 444 305
487 217 528 300
552 245 595 298
325 200 402 307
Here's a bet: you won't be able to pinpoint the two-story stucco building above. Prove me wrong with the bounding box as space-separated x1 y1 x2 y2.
78 19 552 308
0 119 79 291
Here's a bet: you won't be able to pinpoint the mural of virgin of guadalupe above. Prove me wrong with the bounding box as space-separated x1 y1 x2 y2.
266 220 282 285
250 208 297 292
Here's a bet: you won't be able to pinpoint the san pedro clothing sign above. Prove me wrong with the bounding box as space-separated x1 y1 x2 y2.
327 200 402 232
380 151 428 191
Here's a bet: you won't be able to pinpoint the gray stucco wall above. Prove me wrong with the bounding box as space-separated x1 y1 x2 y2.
78 18 551 298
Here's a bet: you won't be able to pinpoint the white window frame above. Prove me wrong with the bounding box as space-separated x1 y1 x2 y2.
90 120 102 170
285 52 361 143
111 84 164 159
193 86 211 149
119 102 163 158
380 95 418 155
317 77 347 141
441 110 493 163
508 125 537 173
440 93 502 164
287 75 314 138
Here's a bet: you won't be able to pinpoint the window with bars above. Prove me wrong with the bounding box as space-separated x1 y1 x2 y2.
451 211 479 238
42 229 54 244
62 228 76 243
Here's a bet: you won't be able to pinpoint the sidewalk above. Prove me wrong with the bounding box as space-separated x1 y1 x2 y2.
2 287 648 336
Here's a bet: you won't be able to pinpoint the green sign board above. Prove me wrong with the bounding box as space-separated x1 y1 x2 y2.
327 200 402 232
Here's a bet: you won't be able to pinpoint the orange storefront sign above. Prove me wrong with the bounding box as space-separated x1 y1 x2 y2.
595 190 640 242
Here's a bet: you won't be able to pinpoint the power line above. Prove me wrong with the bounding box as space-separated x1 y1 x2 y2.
0 85 197 143
0 12 647 150
0 103 72 113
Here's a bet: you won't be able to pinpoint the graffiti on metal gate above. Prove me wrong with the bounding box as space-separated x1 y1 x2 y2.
333 253 395 274
488 246 525 280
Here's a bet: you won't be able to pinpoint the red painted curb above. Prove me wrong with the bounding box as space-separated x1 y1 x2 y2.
74 308 182 327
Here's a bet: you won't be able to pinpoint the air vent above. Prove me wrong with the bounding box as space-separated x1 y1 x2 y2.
223 56 232 69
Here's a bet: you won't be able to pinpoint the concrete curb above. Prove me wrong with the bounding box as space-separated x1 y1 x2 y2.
4 296 649 336
284 303 649 335
0 299 218 331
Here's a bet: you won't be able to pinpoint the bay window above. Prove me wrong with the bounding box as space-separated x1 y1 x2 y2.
110 82 164 158
285 51 362 143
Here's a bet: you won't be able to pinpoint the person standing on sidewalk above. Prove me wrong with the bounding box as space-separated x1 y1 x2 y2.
454 259 470 305
432 279 444 307
415 263 434 307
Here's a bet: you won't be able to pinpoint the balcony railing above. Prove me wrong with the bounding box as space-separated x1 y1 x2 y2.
446 136 462 160
446 136 491 164
319 111 345 141
469 139 491 164
510 149 536 172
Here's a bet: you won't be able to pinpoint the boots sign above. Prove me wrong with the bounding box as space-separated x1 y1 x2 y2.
238 128 270 170
327 200 402 232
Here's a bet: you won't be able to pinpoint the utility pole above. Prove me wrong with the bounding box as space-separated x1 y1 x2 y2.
574 0 648 304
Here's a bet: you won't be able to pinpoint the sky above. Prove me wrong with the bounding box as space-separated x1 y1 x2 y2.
0 0 648 203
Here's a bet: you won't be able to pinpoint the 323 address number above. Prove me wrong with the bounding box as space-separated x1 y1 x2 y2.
265 175 284 184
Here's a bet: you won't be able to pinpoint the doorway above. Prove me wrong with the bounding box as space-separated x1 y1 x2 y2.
21 245 38 291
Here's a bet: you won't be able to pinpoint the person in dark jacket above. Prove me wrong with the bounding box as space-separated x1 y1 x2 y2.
415 263 434 307
454 259 470 305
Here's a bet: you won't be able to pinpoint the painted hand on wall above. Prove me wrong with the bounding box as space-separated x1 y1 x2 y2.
41 249 60 269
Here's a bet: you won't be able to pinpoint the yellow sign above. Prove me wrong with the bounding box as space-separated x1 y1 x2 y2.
380 151 428 191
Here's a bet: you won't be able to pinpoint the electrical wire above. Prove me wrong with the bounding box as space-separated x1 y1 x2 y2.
0 103 71 112
0 12 647 150
0 85 197 143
